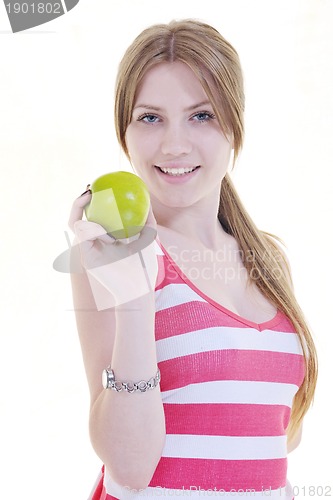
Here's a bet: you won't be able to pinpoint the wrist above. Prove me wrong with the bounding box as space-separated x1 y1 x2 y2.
102 366 161 393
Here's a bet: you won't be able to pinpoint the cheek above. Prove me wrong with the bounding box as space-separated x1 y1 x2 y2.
126 126 150 158
202 132 232 159
125 129 141 165
125 126 134 151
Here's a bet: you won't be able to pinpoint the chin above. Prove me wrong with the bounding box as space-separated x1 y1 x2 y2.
160 195 199 209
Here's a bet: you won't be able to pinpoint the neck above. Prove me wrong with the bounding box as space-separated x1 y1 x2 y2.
151 191 229 250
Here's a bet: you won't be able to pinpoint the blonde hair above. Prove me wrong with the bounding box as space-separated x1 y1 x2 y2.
114 19 317 442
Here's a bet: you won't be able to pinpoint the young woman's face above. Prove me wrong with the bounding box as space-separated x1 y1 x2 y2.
125 61 233 209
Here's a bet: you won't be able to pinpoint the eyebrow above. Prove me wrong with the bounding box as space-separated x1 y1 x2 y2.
133 100 212 112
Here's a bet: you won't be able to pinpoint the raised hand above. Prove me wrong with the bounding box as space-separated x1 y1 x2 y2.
68 190 158 309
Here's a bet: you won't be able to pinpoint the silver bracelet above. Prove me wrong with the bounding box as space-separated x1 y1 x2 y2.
102 366 161 393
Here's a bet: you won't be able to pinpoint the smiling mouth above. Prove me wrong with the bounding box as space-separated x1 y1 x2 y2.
155 166 200 176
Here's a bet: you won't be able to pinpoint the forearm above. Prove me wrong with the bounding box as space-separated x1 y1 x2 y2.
89 293 166 490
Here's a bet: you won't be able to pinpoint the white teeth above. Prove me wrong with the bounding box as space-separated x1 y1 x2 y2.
158 166 198 176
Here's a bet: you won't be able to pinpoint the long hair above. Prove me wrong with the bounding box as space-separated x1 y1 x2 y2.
114 18 317 442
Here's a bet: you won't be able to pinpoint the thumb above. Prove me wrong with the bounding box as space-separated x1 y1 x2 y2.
126 205 157 255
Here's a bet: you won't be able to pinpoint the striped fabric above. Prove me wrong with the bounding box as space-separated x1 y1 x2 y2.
90 239 305 500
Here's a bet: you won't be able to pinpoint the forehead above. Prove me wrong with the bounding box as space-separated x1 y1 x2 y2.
134 61 210 107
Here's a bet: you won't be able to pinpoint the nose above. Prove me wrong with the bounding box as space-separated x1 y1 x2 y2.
160 123 192 156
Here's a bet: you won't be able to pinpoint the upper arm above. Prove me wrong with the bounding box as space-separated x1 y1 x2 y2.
70 268 116 408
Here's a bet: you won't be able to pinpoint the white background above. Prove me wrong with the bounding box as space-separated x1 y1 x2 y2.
0 0 332 498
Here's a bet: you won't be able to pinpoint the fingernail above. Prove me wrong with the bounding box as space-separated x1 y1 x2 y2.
80 187 92 196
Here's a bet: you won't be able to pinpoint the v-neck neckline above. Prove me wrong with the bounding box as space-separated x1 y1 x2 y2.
157 238 283 332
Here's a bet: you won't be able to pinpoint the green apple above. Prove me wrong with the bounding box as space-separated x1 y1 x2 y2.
85 171 150 239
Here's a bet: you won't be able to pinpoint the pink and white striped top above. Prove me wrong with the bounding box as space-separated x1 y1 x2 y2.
90 239 305 500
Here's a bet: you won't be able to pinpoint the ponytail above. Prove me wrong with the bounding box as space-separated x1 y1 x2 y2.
218 174 318 442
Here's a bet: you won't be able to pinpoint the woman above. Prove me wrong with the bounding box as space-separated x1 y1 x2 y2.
69 19 317 499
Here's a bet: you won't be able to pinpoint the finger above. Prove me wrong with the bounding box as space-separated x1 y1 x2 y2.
73 220 114 262
68 191 92 232
145 203 157 230
122 205 157 254
73 220 108 243
138 205 157 242
75 226 132 271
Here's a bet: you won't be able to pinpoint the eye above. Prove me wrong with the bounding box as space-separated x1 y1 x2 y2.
137 113 160 124
192 111 216 122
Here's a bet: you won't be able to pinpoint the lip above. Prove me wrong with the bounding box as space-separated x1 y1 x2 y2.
154 164 201 184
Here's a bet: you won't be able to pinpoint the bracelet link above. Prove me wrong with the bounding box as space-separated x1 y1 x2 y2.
124 381 135 393
102 367 161 393
114 381 123 392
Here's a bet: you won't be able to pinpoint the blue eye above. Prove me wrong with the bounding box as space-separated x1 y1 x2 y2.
138 114 159 123
193 112 215 122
